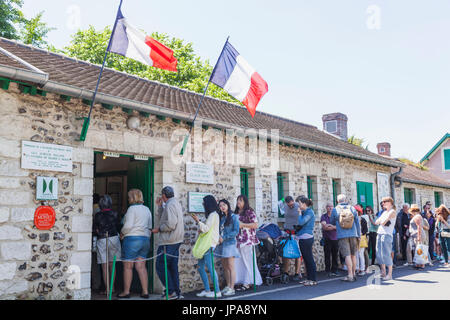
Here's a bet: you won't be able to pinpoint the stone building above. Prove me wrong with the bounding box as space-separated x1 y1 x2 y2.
0 37 405 300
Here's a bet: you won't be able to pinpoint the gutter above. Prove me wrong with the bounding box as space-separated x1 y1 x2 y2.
0 64 404 169
390 167 403 203
401 178 450 190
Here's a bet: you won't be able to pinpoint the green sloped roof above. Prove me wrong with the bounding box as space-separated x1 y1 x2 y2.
420 133 450 163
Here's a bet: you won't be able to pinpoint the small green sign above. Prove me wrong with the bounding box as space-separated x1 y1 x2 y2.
36 177 58 200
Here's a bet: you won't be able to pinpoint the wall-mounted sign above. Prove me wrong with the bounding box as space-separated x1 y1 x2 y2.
34 206 56 230
188 192 213 213
36 177 58 200
103 152 120 158
186 162 214 185
134 155 149 161
21 141 72 173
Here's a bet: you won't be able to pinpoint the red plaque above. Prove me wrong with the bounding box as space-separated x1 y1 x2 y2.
34 206 56 230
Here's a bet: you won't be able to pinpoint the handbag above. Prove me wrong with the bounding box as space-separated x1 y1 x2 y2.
359 234 368 248
192 229 214 259
413 244 429 265
192 214 218 259
441 229 450 238
281 235 301 259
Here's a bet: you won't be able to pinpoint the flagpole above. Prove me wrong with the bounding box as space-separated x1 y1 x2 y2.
79 0 124 141
179 36 230 155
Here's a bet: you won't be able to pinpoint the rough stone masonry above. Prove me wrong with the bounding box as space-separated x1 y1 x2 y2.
0 82 394 299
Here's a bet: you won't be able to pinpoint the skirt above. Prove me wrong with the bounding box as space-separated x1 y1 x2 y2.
215 241 240 258
376 233 393 266
121 236 150 261
235 245 263 286
96 235 122 264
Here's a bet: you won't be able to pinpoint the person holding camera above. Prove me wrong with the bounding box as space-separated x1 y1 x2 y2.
375 197 397 281
295 195 317 286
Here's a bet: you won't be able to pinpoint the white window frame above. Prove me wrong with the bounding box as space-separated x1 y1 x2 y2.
325 120 338 134
442 147 450 172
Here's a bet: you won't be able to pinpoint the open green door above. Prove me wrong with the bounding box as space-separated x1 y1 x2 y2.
127 158 155 293
356 181 374 209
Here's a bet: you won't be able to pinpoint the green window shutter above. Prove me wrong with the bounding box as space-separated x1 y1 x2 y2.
307 176 313 200
277 173 285 218
435 192 442 207
356 181 374 209
444 149 450 170
240 168 249 197
332 180 337 206
404 188 413 205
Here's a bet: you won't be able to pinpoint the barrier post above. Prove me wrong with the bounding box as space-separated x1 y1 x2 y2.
253 245 256 293
108 255 116 300
105 231 109 299
163 246 169 300
210 248 217 300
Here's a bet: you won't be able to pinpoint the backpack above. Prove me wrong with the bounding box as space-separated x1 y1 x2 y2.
337 205 354 229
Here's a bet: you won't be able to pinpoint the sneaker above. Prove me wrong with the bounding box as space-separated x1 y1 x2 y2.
196 290 209 297
223 288 235 296
222 287 231 295
359 271 366 276
168 292 183 300
440 260 447 264
205 291 222 298
292 274 302 281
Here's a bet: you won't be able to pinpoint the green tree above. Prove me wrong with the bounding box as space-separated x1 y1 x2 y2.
348 134 369 150
19 11 55 48
0 0 24 40
60 26 238 103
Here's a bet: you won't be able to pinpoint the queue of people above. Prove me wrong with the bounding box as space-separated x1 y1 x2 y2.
92 185 450 299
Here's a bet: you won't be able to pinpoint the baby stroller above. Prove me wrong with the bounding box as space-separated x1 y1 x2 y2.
256 223 290 285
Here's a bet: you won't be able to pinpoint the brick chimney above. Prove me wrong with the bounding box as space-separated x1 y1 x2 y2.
322 113 348 141
377 142 391 157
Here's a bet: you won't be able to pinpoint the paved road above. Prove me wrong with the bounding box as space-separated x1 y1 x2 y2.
220 263 450 300
95 263 450 300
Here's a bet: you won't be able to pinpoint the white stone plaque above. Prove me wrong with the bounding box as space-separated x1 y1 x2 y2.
186 162 214 185
21 141 72 173
188 192 213 213
377 172 390 210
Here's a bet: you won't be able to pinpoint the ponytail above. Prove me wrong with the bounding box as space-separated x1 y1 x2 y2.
296 195 313 208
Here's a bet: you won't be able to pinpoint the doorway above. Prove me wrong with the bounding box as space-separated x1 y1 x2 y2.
91 151 155 297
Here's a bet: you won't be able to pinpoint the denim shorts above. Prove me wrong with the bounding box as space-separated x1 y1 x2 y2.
122 236 150 261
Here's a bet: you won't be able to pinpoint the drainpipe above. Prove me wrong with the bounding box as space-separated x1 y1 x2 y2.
390 166 403 205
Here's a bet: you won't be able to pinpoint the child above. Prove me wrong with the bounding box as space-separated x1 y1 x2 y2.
355 205 368 276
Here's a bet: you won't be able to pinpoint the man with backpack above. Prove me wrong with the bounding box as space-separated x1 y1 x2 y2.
330 194 361 282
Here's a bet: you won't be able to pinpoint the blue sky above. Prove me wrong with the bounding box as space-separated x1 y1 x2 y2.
21 0 450 162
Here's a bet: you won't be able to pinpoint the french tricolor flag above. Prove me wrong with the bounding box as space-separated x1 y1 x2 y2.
109 9 177 72
210 41 268 117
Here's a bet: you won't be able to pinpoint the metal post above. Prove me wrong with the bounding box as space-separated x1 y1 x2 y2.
179 36 230 155
79 0 123 141
163 246 169 300
253 245 256 293
105 231 109 299
108 255 117 300
210 248 217 300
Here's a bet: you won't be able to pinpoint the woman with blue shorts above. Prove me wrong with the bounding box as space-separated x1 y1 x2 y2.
215 199 240 296
117 189 152 299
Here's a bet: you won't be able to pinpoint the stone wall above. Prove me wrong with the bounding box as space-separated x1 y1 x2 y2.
0 83 395 299
395 182 450 210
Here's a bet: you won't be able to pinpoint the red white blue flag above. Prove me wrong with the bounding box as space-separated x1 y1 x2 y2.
210 41 268 117
109 9 177 72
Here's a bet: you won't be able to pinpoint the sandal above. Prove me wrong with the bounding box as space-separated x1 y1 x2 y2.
236 285 250 292
340 276 354 282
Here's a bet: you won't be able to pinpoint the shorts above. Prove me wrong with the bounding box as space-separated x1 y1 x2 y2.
338 237 358 257
96 235 122 264
122 236 150 261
